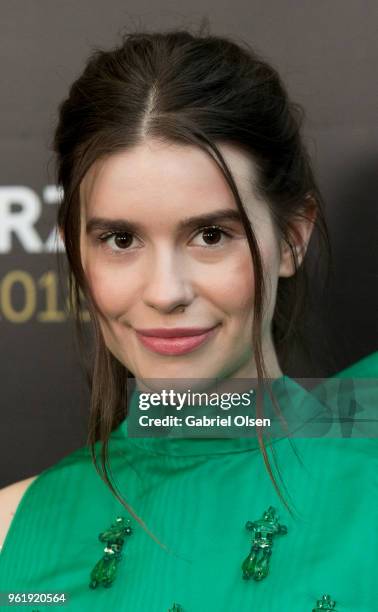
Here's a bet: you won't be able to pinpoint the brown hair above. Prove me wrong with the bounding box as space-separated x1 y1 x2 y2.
53 21 331 550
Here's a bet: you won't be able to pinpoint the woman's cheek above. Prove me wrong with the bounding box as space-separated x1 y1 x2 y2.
85 262 132 318
216 238 279 318
213 252 255 312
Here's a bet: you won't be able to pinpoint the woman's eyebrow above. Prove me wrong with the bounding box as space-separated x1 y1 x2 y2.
86 208 243 234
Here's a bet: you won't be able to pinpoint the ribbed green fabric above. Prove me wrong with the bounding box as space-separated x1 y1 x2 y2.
0 357 377 611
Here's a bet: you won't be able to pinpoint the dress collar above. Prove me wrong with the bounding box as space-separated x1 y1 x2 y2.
120 375 319 456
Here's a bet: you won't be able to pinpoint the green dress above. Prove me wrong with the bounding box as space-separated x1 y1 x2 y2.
0 353 377 611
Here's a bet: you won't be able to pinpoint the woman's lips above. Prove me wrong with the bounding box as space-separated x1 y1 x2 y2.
135 325 220 355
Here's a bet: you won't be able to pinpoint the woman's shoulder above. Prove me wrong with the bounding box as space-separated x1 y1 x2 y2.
332 350 378 378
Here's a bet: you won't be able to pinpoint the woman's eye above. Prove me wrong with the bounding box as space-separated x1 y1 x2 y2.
192 226 231 247
97 225 232 253
99 232 135 252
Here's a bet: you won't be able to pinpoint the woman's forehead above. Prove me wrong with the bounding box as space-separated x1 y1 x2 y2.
79 140 259 219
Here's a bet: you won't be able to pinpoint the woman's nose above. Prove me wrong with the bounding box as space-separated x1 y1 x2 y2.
142 251 194 313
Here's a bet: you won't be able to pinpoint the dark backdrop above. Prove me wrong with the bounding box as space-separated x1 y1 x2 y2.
1 1 377 487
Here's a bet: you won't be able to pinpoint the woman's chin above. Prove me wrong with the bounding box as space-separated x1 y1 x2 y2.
130 364 222 394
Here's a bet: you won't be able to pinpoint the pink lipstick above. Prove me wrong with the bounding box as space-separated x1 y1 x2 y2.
135 325 220 355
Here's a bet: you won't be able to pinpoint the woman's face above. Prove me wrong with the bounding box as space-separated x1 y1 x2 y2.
79 139 289 386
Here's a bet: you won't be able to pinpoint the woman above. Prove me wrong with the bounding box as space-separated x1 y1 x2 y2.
0 25 376 611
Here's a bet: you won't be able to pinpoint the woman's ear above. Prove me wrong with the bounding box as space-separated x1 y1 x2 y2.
278 197 318 278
